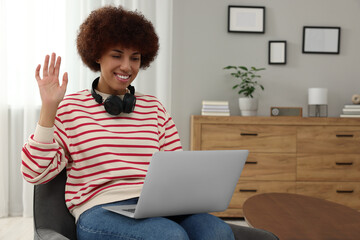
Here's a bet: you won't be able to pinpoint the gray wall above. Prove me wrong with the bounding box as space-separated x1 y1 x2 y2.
171 0 360 150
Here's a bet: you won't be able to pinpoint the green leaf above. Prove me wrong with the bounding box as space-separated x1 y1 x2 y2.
223 66 237 70
238 66 248 71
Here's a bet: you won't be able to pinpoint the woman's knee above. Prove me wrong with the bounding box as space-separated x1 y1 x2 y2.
143 217 189 240
159 225 189 240
179 213 235 240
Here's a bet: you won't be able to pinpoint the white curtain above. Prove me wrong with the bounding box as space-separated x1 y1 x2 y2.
0 0 173 218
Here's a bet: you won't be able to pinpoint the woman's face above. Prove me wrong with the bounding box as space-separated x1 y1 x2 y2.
97 45 141 95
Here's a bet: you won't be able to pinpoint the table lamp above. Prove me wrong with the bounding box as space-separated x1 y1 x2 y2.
308 88 328 117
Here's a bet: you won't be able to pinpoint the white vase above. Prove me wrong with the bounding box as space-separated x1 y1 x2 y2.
239 97 258 116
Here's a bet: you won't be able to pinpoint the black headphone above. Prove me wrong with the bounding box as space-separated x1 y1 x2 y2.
91 77 136 115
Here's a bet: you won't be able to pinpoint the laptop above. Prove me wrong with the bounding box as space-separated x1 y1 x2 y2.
102 150 248 219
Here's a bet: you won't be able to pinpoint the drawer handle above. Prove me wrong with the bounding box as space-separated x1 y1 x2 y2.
240 133 258 136
336 190 354 194
335 162 353 166
245 161 258 165
336 134 354 138
239 189 257 193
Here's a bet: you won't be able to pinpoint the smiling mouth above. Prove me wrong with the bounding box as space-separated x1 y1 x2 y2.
115 73 131 82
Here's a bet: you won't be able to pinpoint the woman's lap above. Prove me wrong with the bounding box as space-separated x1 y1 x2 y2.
77 198 234 240
168 213 235 240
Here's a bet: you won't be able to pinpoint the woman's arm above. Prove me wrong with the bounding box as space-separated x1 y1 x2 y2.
158 108 182 152
21 53 70 184
36 53 68 127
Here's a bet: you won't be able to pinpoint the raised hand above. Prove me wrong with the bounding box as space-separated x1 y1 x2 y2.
36 53 68 127
35 53 68 107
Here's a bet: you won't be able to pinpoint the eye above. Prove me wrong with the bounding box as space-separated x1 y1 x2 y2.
132 57 140 61
112 55 121 59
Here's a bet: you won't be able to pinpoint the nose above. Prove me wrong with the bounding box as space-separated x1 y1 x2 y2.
120 57 131 73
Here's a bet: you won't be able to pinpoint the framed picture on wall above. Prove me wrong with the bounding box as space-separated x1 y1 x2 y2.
269 41 287 64
228 6 265 33
302 26 341 54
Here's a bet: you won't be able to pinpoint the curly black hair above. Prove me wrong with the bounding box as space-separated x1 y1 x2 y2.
77 6 159 71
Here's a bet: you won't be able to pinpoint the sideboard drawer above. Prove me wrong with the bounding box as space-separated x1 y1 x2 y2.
297 126 360 153
228 181 296 209
297 154 360 181
296 182 360 209
242 153 296 181
201 124 296 152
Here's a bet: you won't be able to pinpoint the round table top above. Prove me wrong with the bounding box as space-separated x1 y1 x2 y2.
243 193 360 240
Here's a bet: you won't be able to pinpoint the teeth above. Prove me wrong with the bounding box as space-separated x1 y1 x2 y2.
116 74 130 80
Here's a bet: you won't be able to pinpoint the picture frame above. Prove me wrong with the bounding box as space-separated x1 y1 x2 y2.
269 41 287 64
228 6 265 33
302 26 341 54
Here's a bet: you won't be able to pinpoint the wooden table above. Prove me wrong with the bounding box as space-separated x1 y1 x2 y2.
243 193 360 240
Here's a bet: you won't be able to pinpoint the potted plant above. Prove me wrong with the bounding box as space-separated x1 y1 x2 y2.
223 65 265 116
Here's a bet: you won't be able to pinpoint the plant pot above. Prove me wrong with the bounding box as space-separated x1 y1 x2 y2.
239 97 258 116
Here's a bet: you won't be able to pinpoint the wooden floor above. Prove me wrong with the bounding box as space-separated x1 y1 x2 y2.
0 216 247 240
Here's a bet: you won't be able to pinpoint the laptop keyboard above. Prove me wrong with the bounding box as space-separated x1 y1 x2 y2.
123 208 136 213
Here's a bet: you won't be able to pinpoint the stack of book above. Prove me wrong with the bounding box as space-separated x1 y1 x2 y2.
340 104 360 118
201 101 230 116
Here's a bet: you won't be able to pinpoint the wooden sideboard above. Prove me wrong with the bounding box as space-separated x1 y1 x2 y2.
190 115 360 217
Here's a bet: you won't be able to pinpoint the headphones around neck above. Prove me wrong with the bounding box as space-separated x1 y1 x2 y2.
91 77 136 115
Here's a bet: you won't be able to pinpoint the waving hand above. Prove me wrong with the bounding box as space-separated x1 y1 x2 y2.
35 53 68 127
35 53 68 107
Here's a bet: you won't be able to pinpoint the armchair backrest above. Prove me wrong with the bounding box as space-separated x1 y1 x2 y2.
33 169 77 239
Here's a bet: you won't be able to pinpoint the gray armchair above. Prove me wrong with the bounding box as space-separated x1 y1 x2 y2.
33 169 76 240
33 169 278 240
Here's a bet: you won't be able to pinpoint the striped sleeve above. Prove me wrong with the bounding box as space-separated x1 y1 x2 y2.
21 117 70 185
158 108 182 152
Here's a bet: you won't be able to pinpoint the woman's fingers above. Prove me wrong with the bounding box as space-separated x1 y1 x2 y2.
35 64 41 81
43 54 50 77
38 53 63 81
35 54 68 106
61 72 68 90
49 53 56 75
54 56 61 77
37 53 65 90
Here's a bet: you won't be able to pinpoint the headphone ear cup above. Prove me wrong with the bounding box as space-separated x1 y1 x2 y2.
104 95 124 115
122 93 137 113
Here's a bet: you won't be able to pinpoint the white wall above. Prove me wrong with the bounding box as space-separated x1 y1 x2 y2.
171 0 360 150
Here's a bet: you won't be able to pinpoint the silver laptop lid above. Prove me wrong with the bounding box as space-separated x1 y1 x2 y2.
134 150 248 218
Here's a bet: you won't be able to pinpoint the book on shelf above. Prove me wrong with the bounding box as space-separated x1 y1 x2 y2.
343 104 360 109
343 109 360 115
201 108 230 113
202 100 229 106
201 100 230 116
201 111 230 116
202 105 229 110
340 114 360 118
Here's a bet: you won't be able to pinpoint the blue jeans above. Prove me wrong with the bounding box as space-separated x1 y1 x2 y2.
77 198 235 240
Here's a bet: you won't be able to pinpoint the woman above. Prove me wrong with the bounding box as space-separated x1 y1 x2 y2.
21 5 234 240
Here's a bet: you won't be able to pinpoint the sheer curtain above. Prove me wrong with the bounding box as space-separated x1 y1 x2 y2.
0 0 173 218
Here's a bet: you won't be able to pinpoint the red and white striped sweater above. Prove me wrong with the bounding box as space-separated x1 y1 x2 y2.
21 89 182 221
